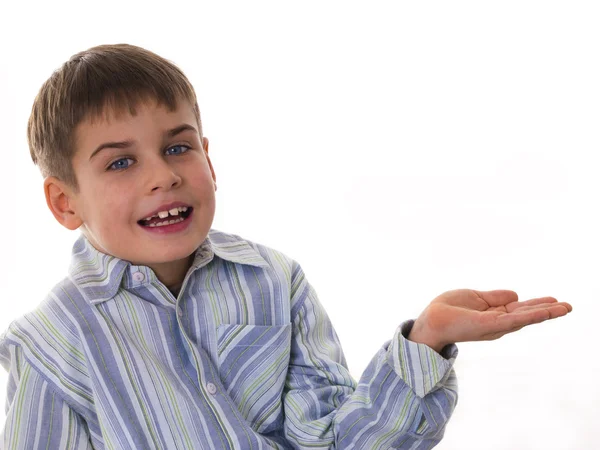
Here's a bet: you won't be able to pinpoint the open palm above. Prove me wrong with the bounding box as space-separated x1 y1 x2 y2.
409 289 572 352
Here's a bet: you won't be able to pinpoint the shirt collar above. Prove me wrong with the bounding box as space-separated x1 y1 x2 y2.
68 229 270 305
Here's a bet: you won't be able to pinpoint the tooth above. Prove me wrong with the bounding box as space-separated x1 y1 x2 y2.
169 208 180 216
144 216 154 221
158 211 169 219
178 206 188 212
144 215 185 228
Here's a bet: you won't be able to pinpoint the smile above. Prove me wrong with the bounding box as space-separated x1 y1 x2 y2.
138 206 193 227
138 206 194 227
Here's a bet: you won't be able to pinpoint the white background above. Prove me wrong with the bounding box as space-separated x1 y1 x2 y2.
0 1 598 448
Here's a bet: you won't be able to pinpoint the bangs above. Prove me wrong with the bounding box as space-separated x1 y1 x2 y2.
64 51 198 125
82 89 185 125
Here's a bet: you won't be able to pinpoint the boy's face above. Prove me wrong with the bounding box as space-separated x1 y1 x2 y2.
49 100 216 279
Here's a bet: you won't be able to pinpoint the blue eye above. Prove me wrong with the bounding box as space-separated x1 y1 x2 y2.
108 158 135 171
166 144 191 155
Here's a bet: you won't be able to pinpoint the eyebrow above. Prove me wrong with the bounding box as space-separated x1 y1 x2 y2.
89 123 199 161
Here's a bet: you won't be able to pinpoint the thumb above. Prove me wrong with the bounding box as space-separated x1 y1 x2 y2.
473 290 519 307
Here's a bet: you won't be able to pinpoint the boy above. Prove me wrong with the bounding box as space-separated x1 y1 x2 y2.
0 44 572 449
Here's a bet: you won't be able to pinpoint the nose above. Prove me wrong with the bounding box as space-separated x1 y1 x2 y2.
148 158 182 192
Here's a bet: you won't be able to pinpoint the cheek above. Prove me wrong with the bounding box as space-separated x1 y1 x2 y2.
90 191 135 229
186 163 215 190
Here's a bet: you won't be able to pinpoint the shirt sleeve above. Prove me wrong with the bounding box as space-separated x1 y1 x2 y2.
282 265 458 449
1 344 93 450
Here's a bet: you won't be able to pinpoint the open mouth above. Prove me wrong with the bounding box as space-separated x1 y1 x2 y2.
137 207 193 228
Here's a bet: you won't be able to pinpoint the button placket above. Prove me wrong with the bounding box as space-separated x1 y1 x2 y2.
132 271 145 282
206 382 217 395
178 324 232 439
169 265 231 438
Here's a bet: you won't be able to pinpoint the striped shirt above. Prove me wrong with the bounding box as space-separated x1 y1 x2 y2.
0 230 458 449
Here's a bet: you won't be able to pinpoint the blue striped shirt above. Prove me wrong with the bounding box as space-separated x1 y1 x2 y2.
0 230 458 449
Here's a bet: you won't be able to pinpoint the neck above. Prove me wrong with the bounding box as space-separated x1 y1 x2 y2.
148 254 195 296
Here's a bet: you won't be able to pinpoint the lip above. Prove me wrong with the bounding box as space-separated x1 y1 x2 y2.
139 208 194 235
139 201 192 221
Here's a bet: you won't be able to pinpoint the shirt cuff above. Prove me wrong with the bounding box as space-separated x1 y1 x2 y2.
386 320 458 398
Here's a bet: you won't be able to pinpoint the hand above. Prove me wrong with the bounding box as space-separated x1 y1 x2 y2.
408 289 573 353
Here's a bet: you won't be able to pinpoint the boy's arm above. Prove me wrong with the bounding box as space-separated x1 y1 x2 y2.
1 344 93 450
282 265 458 449
282 264 573 450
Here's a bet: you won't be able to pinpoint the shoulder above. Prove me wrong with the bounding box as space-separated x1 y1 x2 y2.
1 276 90 374
208 229 301 276
207 230 312 317
0 284 96 421
208 230 312 306
0 275 94 411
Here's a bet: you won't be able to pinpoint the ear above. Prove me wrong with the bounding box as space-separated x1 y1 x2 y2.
44 176 83 230
202 137 217 186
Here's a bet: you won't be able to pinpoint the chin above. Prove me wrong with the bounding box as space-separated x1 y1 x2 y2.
153 244 199 262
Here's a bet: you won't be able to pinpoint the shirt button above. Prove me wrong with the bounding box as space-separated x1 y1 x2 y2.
132 272 145 282
177 307 183 317
206 382 217 395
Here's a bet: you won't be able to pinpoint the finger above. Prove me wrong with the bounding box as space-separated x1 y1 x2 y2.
536 304 571 318
485 304 570 335
504 297 558 312
507 301 572 314
473 290 518 307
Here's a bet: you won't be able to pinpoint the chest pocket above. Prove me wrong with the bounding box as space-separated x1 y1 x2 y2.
216 323 292 434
